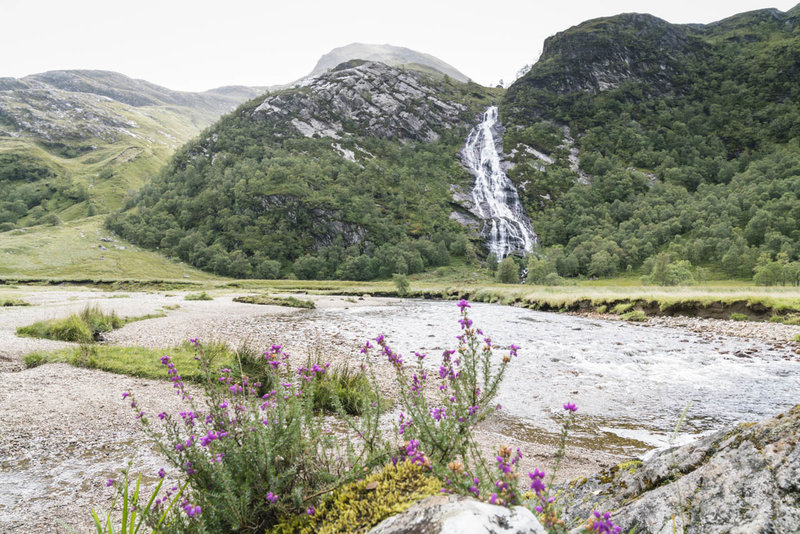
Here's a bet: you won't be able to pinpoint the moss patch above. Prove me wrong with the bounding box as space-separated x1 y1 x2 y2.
274 461 441 533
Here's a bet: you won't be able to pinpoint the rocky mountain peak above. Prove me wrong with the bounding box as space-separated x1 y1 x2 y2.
251 60 471 142
310 43 470 82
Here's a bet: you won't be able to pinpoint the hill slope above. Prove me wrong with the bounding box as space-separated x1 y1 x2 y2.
0 70 265 227
108 61 500 279
500 6 800 282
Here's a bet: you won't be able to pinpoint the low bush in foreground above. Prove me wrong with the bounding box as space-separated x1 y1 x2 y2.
95 302 622 533
233 294 315 309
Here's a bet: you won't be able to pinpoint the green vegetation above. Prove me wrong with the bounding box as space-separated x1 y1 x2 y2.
730 312 748 321
502 9 800 285
16 305 165 343
392 273 410 296
17 305 124 343
0 217 216 280
274 460 441 533
105 73 497 281
233 294 315 309
184 291 213 301
1 297 29 306
496 256 520 283
620 310 647 322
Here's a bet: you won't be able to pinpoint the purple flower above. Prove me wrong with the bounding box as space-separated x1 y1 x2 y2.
189 338 199 347
489 493 498 504
183 504 201 518
158 412 167 420
457 299 471 311
158 468 166 479
529 469 546 494
563 402 578 412
266 492 278 503
121 392 130 399
106 479 114 487
306 506 316 516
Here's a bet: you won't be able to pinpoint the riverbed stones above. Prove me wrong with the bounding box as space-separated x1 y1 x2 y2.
560 405 800 533
367 494 548 534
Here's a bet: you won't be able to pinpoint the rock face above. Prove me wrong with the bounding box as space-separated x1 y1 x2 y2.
310 43 471 83
368 494 547 534
560 405 800 533
252 61 471 142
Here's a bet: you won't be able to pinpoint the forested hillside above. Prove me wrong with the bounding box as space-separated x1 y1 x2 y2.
501 6 800 284
108 61 500 279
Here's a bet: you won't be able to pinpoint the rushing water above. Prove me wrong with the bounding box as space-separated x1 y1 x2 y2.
462 106 538 258
304 300 800 455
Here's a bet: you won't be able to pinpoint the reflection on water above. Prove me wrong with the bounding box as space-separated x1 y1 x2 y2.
304 299 800 454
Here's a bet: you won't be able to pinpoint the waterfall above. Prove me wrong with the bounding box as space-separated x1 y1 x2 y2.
462 106 538 258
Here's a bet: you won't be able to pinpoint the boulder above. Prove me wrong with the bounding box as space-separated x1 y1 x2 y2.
561 405 800 533
368 494 547 534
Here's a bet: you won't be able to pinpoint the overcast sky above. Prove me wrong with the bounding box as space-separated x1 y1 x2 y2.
2 0 797 92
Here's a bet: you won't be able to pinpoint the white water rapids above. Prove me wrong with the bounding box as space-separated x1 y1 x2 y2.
463 106 538 258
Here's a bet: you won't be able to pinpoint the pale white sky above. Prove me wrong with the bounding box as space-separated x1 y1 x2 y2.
1 0 797 92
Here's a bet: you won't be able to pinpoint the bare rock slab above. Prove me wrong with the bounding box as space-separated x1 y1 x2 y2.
561 405 800 533
368 494 547 534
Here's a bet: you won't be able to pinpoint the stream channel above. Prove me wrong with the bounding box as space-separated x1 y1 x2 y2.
299 299 799 456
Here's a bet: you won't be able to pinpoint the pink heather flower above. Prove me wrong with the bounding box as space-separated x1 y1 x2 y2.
563 402 578 412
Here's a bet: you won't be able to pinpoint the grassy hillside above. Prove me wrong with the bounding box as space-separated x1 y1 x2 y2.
0 217 216 280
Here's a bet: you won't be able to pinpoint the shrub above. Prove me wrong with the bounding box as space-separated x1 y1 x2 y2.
184 291 212 301
392 273 410 296
730 312 748 321
118 341 389 532
496 256 520 284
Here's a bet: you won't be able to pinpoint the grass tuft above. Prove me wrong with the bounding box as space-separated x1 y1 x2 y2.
1 298 30 306
729 312 748 321
16 305 161 343
233 294 315 309
184 291 213 301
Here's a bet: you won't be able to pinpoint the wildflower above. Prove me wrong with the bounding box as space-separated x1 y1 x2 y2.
158 412 167 420
189 338 199 347
106 479 114 487
457 299 471 311
266 492 278 503
489 493 498 504
306 506 316 516
183 504 201 518
158 468 166 479
563 402 578 412
529 469 546 495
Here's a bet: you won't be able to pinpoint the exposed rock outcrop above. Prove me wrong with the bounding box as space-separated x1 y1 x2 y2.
252 61 470 142
368 494 547 534
560 405 800 533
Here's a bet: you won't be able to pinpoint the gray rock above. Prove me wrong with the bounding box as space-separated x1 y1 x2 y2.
560 405 800 533
368 494 548 534
251 61 470 143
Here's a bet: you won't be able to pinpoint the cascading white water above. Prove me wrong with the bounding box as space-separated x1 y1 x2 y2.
462 106 538 258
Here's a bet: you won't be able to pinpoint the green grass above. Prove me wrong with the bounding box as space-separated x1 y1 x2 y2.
16 305 164 343
620 310 648 322
1 297 30 306
25 340 381 416
0 217 219 281
233 294 315 309
185 291 213 301
730 312 748 321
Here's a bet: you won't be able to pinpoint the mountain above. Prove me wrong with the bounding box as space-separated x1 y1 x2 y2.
0 70 265 228
107 61 500 279
499 5 800 281
309 43 470 82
